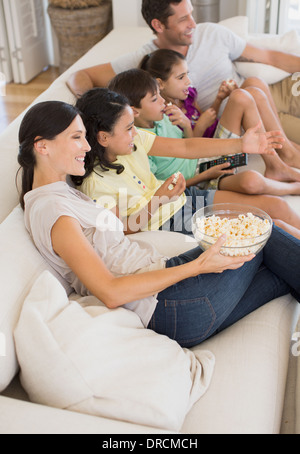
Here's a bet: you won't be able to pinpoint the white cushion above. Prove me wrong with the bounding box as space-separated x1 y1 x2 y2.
0 206 72 392
218 16 249 40
235 30 300 84
14 271 215 432
235 62 290 85
183 295 299 434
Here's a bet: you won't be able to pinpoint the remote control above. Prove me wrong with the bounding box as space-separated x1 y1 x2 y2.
199 154 248 173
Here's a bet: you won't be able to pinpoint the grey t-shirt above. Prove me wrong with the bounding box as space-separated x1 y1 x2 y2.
24 182 167 327
111 22 246 114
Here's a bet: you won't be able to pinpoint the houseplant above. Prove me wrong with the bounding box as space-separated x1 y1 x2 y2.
48 0 112 73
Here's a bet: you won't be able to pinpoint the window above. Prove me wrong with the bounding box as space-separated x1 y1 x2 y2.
278 0 300 34
245 0 300 34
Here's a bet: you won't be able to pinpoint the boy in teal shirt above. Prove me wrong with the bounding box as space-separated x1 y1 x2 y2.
108 68 199 185
146 114 199 182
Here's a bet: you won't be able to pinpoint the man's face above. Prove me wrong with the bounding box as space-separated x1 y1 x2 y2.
160 0 197 47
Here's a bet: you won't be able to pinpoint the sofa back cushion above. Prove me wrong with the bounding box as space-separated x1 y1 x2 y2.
0 206 72 392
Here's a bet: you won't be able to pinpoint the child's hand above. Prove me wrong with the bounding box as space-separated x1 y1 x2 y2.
196 108 217 130
164 103 191 130
154 173 186 204
200 162 236 180
217 80 238 100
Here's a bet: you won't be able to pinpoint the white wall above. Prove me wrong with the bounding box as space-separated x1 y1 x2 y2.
112 0 146 27
112 0 243 28
220 0 246 20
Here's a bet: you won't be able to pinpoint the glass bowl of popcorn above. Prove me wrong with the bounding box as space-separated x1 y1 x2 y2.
192 203 272 257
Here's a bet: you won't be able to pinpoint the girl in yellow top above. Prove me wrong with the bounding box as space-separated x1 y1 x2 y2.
74 88 289 236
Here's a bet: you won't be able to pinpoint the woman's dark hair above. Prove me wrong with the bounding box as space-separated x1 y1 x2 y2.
73 88 129 186
108 68 158 108
17 101 80 210
142 0 182 33
140 49 186 81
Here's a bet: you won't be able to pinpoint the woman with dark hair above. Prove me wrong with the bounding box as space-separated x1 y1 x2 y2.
18 100 300 348
18 101 81 209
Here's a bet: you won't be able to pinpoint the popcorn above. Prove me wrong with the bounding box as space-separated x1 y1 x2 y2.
194 213 271 256
226 79 236 87
168 172 181 191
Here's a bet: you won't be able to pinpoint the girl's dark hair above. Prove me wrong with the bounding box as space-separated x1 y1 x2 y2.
73 88 129 186
142 0 182 33
108 68 158 108
140 49 186 81
17 101 80 210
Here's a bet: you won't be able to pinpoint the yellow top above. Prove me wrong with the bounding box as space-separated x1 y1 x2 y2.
79 129 186 231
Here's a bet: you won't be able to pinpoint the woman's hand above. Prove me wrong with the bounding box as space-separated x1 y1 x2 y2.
242 122 285 155
154 173 186 205
190 235 255 276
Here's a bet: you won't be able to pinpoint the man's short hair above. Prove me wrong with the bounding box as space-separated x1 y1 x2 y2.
142 0 182 33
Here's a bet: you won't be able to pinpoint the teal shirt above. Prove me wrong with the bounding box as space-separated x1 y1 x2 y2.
141 115 198 181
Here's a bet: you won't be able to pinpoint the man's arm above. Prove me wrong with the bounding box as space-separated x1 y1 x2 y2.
237 43 300 74
66 63 116 98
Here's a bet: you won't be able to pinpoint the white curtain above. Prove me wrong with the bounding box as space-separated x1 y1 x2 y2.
245 0 300 35
277 0 300 34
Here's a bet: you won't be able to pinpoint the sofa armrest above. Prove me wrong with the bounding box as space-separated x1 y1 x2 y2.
0 396 175 435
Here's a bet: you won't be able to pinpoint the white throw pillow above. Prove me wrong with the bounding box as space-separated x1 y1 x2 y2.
235 30 300 84
14 271 215 432
0 206 72 392
234 62 290 85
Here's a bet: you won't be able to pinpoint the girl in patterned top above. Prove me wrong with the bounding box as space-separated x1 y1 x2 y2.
140 49 300 197
140 49 235 139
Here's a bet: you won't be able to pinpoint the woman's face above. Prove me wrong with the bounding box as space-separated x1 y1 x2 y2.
160 60 191 102
101 105 138 161
39 115 91 179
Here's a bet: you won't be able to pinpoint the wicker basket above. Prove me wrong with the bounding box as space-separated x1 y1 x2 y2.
48 1 112 73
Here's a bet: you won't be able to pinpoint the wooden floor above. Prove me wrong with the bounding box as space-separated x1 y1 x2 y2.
0 66 60 134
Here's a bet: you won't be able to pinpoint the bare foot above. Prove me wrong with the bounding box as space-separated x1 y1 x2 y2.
291 140 300 153
277 146 300 170
285 182 300 195
265 161 300 183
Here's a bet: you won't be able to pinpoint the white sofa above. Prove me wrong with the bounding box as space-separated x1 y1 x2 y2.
0 17 300 435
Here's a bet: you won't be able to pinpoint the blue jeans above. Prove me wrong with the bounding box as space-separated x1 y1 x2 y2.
160 186 216 236
148 226 300 348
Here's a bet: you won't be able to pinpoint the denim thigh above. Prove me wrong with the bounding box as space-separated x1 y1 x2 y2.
160 187 216 235
149 248 266 347
149 225 299 347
